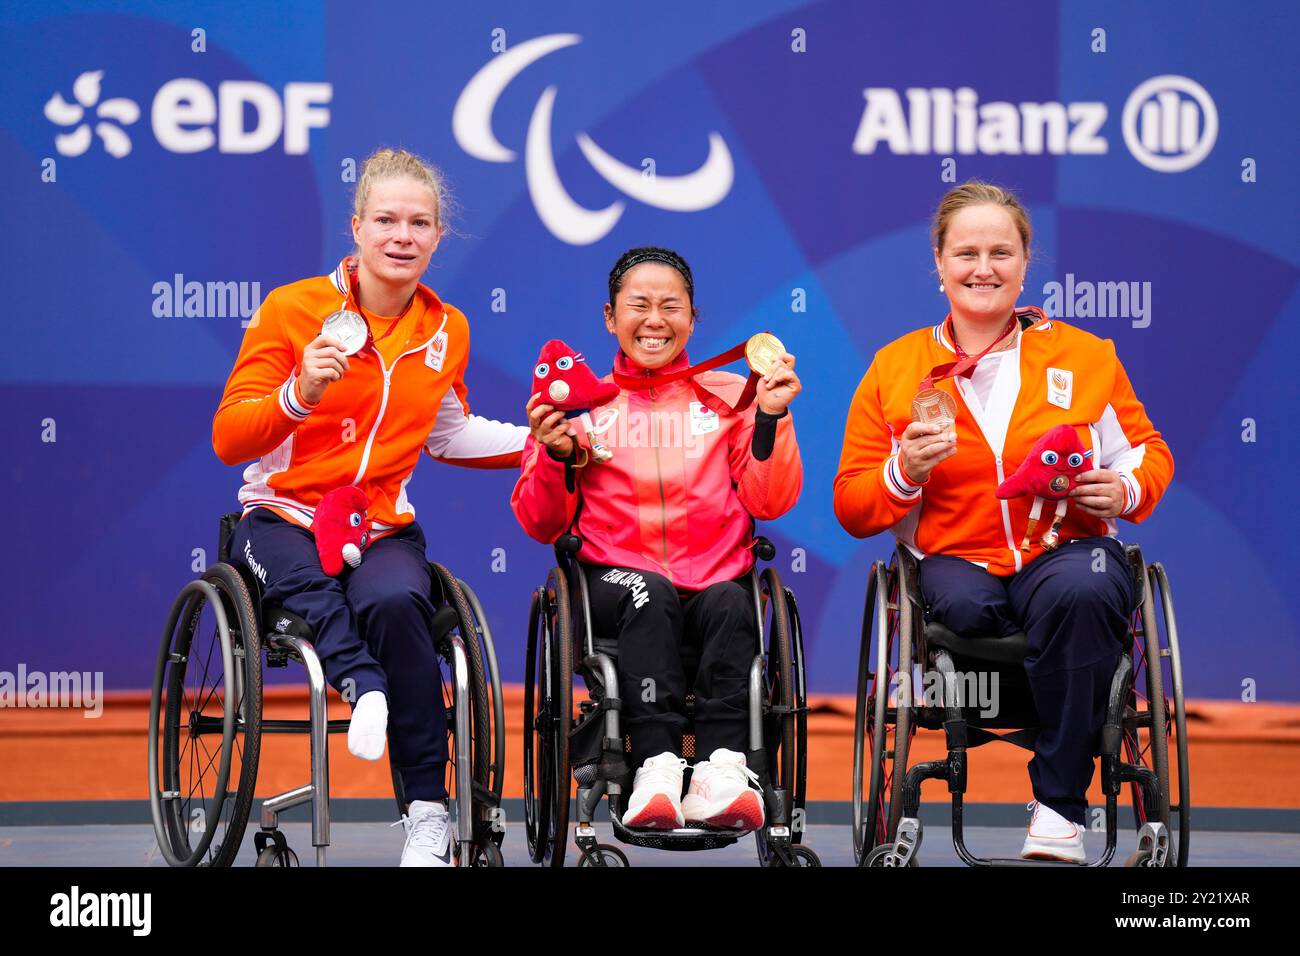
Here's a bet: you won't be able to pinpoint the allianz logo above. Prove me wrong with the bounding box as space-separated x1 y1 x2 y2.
45 70 331 158
852 75 1217 172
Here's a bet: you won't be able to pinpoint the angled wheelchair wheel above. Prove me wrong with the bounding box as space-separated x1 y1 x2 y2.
430 565 494 866
523 569 572 867
148 563 262 867
755 566 800 865
852 554 916 865
1123 560 1190 867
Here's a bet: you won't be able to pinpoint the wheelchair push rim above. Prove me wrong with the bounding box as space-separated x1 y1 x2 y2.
148 564 262 867
522 569 572 867
431 565 494 866
754 566 808 865
1122 560 1190 867
852 553 916 865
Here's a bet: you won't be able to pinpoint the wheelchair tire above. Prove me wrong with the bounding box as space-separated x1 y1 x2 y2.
148 563 262 867
1125 561 1191 868
754 566 798 865
523 570 572 867
430 564 494 865
852 554 916 865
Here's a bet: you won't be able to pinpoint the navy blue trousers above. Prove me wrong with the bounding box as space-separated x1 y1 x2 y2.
231 508 448 801
918 537 1134 825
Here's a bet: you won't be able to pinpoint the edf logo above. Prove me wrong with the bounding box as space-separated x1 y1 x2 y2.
45 70 331 158
1121 75 1218 173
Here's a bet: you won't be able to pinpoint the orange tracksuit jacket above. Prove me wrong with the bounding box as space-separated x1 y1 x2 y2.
213 259 527 534
833 312 1173 576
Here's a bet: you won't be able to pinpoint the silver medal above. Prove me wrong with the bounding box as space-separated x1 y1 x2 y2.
322 310 370 356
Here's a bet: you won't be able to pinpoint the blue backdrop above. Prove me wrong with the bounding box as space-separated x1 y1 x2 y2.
3 0 1297 699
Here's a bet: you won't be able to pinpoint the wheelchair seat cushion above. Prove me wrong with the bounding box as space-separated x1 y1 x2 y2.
924 621 1031 666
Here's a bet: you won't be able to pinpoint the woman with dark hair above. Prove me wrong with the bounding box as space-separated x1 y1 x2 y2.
512 247 803 831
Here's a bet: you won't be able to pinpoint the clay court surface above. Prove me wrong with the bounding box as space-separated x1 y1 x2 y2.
3 687 1297 866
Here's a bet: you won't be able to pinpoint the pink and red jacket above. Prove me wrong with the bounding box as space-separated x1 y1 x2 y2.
511 350 802 590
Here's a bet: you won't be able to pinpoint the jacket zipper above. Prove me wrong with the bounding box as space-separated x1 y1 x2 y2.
351 315 447 486
994 453 1023 572
647 376 670 569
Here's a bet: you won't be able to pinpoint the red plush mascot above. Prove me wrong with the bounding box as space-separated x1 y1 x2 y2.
532 340 619 463
996 424 1093 551
312 485 370 575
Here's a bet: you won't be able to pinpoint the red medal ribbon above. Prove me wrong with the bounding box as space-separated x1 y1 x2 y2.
919 309 1037 391
612 339 760 416
336 256 414 353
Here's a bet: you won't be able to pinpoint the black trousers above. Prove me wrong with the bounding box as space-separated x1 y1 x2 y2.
581 565 757 771
918 537 1134 825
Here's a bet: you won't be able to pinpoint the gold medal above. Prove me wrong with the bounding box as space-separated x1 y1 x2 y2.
745 332 785 377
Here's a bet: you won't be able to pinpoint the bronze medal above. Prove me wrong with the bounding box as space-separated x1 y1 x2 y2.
911 387 957 430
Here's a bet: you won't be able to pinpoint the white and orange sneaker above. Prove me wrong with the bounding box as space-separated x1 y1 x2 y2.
1021 800 1086 863
682 749 766 831
622 752 687 829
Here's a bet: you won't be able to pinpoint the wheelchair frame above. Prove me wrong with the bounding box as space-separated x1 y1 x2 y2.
851 542 1190 868
522 532 820 867
147 512 506 867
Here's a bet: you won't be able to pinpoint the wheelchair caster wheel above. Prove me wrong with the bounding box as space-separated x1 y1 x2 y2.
255 846 299 867
1124 850 1156 868
472 842 505 867
786 846 822 867
577 844 630 868
863 844 919 867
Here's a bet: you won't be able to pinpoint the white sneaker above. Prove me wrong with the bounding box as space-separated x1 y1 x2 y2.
397 799 453 867
347 690 388 761
681 749 766 831
622 752 687 829
1021 800 1086 863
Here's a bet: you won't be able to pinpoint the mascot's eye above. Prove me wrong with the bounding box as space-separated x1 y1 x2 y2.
556 356 574 371
1067 453 1084 468
349 513 361 527
1041 450 1059 465
534 362 549 378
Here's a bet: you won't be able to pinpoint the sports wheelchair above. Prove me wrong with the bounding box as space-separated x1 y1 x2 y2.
147 512 505 867
851 542 1189 867
523 532 820 867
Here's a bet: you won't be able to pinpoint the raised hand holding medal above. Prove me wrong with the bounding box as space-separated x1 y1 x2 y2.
747 332 800 414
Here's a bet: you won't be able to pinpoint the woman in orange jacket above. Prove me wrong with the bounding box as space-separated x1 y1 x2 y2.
834 181 1173 863
212 148 527 866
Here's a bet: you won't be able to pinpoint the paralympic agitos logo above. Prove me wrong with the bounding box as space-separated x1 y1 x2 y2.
453 34 735 246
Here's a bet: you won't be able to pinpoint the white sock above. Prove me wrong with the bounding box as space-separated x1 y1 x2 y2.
348 690 388 761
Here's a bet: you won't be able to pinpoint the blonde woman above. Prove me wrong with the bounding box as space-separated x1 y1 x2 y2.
213 148 527 866
834 181 1173 862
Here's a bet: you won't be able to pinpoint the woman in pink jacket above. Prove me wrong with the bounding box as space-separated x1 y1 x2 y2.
512 247 802 831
